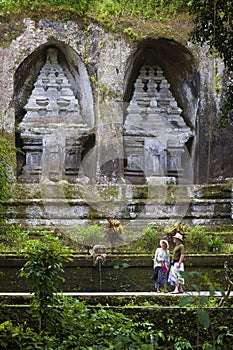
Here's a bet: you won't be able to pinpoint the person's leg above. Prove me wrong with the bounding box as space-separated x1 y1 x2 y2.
156 268 162 292
171 282 179 293
178 283 184 293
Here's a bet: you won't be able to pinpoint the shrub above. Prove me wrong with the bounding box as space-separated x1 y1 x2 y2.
185 226 225 253
0 297 164 349
136 227 160 253
185 226 210 253
0 223 29 252
71 224 104 248
19 234 72 330
206 235 224 253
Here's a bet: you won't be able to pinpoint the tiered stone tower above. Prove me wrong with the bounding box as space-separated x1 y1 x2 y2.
124 65 193 184
18 48 94 183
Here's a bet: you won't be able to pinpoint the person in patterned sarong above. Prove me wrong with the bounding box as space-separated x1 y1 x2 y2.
153 240 170 293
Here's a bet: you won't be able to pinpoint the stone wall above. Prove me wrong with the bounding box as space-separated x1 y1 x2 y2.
2 182 232 232
0 254 232 292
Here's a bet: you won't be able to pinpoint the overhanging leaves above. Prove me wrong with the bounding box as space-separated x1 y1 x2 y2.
198 309 210 329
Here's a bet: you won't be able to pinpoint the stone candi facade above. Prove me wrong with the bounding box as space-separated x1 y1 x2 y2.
0 18 232 230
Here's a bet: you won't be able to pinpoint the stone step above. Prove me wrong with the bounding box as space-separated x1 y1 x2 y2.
1 183 232 229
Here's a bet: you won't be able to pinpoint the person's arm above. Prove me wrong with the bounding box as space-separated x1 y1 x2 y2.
177 253 184 268
167 250 170 266
153 248 159 269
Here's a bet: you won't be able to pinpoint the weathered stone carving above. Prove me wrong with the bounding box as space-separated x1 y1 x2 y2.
124 65 193 184
18 48 94 183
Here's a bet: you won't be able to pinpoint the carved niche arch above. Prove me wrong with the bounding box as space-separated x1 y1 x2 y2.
14 42 95 183
123 38 198 184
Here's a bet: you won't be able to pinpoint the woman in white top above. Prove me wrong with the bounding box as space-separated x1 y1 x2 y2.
153 240 170 292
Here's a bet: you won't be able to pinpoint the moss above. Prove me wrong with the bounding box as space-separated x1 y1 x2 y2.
90 11 193 45
14 184 42 200
94 185 119 200
200 184 232 199
0 15 26 47
132 186 148 199
0 5 193 48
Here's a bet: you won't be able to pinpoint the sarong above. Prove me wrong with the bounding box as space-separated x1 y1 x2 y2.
168 262 184 286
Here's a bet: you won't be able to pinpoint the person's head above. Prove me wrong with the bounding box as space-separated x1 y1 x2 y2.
173 233 183 243
160 239 169 250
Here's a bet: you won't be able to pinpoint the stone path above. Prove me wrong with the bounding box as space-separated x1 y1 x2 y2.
0 291 232 296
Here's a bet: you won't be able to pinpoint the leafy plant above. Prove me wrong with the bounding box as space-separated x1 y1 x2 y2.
0 296 165 348
185 226 224 253
178 270 229 349
70 224 104 248
188 0 233 126
0 223 29 252
185 226 210 253
19 234 72 330
137 227 160 253
206 235 224 253
123 27 139 40
0 0 91 15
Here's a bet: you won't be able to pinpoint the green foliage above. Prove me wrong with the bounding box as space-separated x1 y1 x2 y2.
206 235 224 253
185 226 210 252
173 336 194 349
1 293 233 348
0 0 91 15
0 223 29 252
0 136 16 202
0 297 163 348
71 224 104 248
188 0 233 126
0 320 45 349
185 226 224 253
177 270 233 348
67 223 138 251
137 227 160 253
87 0 189 21
0 134 19 234
123 27 139 40
19 234 72 330
0 0 190 20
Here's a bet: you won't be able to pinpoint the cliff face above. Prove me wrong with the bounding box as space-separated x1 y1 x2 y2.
0 16 232 185
0 16 232 233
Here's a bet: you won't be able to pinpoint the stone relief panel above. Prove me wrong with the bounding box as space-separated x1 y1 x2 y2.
17 47 95 183
123 65 193 184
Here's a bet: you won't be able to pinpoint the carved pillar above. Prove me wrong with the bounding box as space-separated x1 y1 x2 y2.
19 137 43 182
167 146 185 178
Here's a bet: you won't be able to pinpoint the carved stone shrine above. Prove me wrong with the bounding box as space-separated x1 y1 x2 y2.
18 48 94 183
123 65 192 184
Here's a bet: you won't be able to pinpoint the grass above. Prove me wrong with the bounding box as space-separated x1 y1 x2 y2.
0 0 193 46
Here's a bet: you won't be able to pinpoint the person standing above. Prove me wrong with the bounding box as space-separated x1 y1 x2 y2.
168 232 185 293
153 240 170 293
